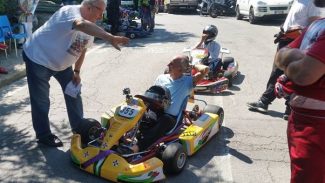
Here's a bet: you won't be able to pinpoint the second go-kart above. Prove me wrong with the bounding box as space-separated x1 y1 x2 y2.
70 87 224 182
184 47 239 94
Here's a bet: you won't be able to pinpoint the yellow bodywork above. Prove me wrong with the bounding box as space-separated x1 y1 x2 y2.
70 97 166 182
179 112 219 156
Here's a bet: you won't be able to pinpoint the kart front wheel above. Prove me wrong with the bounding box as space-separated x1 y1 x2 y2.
161 143 187 174
78 118 102 144
203 105 224 129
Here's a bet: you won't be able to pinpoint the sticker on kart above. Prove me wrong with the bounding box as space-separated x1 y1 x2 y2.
118 105 140 118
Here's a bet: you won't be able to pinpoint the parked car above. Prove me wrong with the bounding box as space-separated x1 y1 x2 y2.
121 0 134 9
164 0 198 13
235 0 294 24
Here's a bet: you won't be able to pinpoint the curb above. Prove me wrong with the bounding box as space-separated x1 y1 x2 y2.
0 66 26 89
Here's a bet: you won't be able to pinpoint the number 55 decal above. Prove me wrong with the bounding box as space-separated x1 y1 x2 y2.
118 105 139 118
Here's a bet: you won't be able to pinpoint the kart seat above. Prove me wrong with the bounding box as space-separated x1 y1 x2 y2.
165 96 189 135
135 94 189 135
222 57 234 70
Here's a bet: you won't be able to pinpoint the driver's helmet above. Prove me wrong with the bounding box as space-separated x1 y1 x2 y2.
144 85 171 111
203 25 218 43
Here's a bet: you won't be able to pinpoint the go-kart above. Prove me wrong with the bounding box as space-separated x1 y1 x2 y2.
70 88 224 182
184 47 239 94
124 27 151 39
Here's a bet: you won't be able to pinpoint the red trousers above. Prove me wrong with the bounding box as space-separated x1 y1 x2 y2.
287 108 325 183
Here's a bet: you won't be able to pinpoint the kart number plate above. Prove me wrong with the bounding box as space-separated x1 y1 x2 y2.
118 105 139 118
274 10 284 14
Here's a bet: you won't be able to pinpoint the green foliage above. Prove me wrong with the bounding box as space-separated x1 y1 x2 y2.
0 0 19 17
0 0 5 13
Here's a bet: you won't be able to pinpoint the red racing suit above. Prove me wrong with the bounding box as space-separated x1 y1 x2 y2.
281 18 325 183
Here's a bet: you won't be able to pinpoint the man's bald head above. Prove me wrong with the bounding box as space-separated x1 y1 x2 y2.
171 55 190 73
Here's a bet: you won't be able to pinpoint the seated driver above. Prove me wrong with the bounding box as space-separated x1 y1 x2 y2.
194 25 221 78
127 55 209 153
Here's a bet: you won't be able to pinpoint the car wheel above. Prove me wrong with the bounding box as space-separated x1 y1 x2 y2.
129 33 136 39
161 143 187 174
203 105 224 129
249 7 256 24
209 3 220 18
235 6 242 20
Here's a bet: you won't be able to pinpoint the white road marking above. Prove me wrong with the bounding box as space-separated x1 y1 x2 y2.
195 93 233 182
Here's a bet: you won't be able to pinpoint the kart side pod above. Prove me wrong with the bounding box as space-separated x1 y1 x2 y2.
70 134 166 182
179 112 219 156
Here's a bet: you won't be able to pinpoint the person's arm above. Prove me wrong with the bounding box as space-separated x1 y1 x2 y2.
308 16 320 24
72 19 129 51
192 64 209 85
275 48 325 86
72 49 86 85
194 34 208 49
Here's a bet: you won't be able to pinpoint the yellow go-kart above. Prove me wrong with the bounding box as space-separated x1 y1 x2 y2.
70 88 224 182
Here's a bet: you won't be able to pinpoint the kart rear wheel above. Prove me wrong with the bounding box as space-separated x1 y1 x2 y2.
79 118 102 144
203 105 224 129
162 143 187 174
223 71 233 87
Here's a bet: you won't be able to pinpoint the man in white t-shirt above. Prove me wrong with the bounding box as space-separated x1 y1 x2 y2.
247 0 320 119
22 0 129 147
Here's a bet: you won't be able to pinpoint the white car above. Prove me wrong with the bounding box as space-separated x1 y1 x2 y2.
235 0 294 24
121 0 134 9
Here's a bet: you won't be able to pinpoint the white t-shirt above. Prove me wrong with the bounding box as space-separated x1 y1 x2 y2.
282 0 320 32
155 74 193 116
23 5 94 71
203 41 221 61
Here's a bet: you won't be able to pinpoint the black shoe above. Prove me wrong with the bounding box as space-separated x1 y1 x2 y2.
283 106 291 120
38 134 63 147
283 114 289 120
247 100 268 113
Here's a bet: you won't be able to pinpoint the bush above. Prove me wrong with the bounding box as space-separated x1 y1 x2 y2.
0 0 18 15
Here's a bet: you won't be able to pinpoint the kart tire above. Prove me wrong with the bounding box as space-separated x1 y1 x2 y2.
161 143 187 174
224 71 233 87
203 105 224 128
79 118 102 144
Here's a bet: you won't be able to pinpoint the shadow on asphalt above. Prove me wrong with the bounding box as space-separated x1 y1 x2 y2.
171 126 252 182
237 18 284 27
95 27 196 48
248 108 284 120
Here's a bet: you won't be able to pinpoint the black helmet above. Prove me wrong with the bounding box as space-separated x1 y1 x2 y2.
203 25 218 43
144 85 171 111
